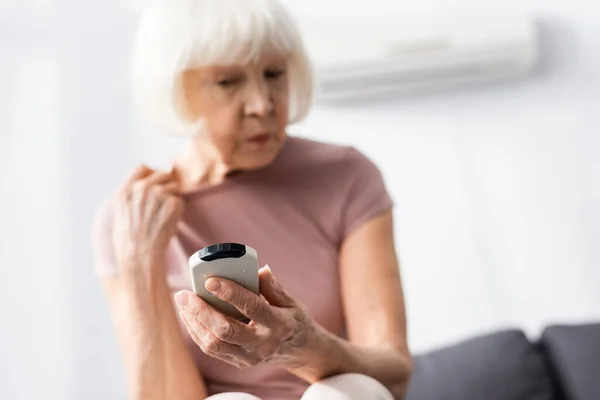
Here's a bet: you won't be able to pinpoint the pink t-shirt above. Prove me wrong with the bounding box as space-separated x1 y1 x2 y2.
91 136 393 400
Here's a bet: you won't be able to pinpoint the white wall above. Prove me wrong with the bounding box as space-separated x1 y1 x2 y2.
0 0 598 399
283 0 600 351
0 49 73 399
1 1 133 398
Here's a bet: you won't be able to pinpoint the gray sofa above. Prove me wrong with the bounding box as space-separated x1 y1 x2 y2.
406 323 600 400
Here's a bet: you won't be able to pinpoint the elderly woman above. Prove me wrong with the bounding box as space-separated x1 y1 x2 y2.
91 0 412 399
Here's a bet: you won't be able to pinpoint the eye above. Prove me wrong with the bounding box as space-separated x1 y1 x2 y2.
264 69 286 80
217 77 240 87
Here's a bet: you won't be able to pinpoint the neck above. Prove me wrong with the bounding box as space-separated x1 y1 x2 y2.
173 138 235 191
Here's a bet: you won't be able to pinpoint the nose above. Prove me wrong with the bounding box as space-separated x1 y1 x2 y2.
244 80 274 117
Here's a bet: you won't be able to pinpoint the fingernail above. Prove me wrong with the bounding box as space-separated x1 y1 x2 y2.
205 279 222 293
174 291 188 309
265 265 275 282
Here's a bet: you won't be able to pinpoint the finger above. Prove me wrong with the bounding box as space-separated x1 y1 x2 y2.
179 310 203 340
129 171 176 205
180 312 255 368
162 195 185 220
204 349 253 369
206 278 273 325
151 186 182 206
139 170 177 188
159 181 181 196
199 331 256 367
175 290 259 346
204 346 254 369
119 165 153 193
258 265 296 308
128 164 153 183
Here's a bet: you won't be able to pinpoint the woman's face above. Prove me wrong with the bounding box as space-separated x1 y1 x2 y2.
181 52 290 171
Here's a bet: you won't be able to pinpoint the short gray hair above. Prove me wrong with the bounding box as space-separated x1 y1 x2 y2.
131 0 314 136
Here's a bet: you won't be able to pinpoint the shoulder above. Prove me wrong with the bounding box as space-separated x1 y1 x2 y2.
280 137 391 243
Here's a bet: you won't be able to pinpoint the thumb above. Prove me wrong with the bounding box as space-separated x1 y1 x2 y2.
259 265 296 308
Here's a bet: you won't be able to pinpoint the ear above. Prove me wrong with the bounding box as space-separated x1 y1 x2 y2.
258 265 296 308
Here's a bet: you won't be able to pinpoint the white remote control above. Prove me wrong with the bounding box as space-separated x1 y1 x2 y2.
188 243 260 322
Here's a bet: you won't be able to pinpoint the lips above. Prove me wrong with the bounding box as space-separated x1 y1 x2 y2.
247 133 272 144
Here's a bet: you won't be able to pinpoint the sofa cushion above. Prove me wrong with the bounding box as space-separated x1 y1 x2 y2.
540 323 600 400
406 330 553 400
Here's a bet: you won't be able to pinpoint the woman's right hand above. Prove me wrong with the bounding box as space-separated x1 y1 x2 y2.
112 165 184 276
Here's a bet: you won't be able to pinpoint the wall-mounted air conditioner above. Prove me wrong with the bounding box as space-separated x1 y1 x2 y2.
300 12 539 102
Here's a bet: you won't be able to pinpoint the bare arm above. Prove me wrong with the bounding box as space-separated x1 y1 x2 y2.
101 268 207 400
288 211 412 398
97 165 207 400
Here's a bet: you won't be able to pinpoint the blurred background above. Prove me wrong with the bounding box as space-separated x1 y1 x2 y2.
0 0 598 398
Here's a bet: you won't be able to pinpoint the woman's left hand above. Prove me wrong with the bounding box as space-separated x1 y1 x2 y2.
174 266 316 369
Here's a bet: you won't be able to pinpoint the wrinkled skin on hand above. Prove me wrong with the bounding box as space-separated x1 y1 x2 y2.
174 266 316 369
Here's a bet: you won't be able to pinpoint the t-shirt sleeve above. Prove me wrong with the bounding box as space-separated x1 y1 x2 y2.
341 148 394 239
90 197 119 277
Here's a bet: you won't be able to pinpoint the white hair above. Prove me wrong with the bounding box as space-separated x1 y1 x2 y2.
131 0 314 136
